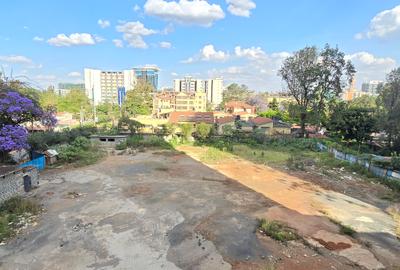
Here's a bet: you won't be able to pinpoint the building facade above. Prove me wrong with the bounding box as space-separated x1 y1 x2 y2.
133 66 159 90
173 76 223 107
153 91 207 118
361 80 384 95
56 83 85 96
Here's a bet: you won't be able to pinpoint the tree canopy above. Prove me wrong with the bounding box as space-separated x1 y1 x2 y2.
123 81 153 116
279 44 355 136
222 83 253 104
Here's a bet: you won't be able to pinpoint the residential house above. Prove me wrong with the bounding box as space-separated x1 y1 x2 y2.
224 101 257 121
169 111 214 125
249 117 274 134
153 91 207 118
215 116 236 135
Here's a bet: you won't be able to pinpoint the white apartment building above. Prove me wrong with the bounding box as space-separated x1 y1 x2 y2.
84 68 136 105
173 76 223 108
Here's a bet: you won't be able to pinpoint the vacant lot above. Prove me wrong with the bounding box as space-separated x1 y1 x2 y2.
0 149 399 269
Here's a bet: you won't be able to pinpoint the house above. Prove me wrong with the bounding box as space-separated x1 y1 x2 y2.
215 116 236 135
169 111 214 125
249 117 274 134
271 120 292 135
224 101 257 121
153 91 207 118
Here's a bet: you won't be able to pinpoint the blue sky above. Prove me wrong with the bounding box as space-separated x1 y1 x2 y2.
1 0 399 91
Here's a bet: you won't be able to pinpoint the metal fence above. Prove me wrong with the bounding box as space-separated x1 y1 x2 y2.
19 155 46 171
316 143 400 181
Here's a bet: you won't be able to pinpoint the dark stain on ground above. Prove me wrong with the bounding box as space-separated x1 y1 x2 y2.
312 238 352 251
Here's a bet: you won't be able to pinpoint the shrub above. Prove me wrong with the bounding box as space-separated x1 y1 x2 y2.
115 141 127 150
195 122 212 141
57 136 104 166
126 135 144 148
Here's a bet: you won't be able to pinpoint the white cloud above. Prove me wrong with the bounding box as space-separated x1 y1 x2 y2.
144 0 225 27
68 71 81 77
234 46 266 60
133 4 141 12
0 55 32 64
226 0 256 17
98 19 111 28
171 72 178 76
113 39 124 48
182 44 229 63
33 36 44 42
47 33 96 47
116 21 157 49
159 41 172 48
346 52 397 83
357 5 400 39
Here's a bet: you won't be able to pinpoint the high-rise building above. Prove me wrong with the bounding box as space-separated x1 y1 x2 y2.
205 78 223 108
173 76 223 107
173 76 205 92
84 68 136 105
361 80 384 95
133 66 159 90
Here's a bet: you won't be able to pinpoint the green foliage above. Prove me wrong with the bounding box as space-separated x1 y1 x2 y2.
222 125 234 137
158 123 176 136
222 83 253 104
269 98 279 111
115 141 127 150
328 104 377 145
195 123 212 141
96 103 120 125
279 44 355 136
377 68 400 152
349 95 377 109
57 136 104 166
258 219 299 242
199 147 232 164
58 89 91 115
180 123 193 141
0 196 41 242
118 116 144 134
28 126 97 151
123 81 153 116
126 135 171 149
259 109 289 122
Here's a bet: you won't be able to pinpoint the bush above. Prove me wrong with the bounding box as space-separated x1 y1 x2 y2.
57 136 104 166
115 141 127 150
126 135 171 149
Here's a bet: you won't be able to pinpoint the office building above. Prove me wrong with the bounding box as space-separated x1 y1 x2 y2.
84 68 136 105
361 80 384 95
133 66 160 90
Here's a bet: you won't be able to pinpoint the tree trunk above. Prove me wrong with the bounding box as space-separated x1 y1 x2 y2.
300 112 307 138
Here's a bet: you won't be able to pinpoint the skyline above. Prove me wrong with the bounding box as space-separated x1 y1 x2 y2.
0 0 399 91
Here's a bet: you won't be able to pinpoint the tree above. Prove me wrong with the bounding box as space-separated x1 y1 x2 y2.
377 68 400 151
247 93 268 112
279 45 355 136
39 89 59 109
196 122 212 141
180 123 193 141
268 98 279 111
40 106 58 131
96 103 120 127
123 81 153 116
222 83 253 104
58 89 91 116
118 116 144 134
349 95 377 109
328 103 376 145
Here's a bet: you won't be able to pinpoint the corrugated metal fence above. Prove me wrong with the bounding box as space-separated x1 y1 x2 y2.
19 155 46 171
316 143 400 181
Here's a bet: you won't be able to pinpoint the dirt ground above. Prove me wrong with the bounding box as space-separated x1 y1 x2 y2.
178 146 400 270
0 149 399 270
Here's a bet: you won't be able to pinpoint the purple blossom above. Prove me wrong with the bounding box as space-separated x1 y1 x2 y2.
40 109 58 129
0 91 43 125
0 125 29 152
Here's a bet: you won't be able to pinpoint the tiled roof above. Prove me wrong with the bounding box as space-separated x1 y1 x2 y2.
225 101 254 109
250 117 273 125
215 116 235 124
169 111 214 124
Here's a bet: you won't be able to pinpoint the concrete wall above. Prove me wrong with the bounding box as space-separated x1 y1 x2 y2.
0 167 39 203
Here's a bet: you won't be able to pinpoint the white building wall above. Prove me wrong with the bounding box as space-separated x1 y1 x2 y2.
123 70 137 91
84 68 102 105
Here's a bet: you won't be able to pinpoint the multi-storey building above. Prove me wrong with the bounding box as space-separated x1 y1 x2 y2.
133 66 159 90
84 69 136 105
361 80 384 95
56 83 85 96
153 91 207 118
173 76 223 108
84 67 159 105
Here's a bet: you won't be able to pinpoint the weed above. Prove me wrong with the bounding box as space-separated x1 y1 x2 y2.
258 219 299 242
328 218 357 237
0 197 41 242
199 147 232 164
